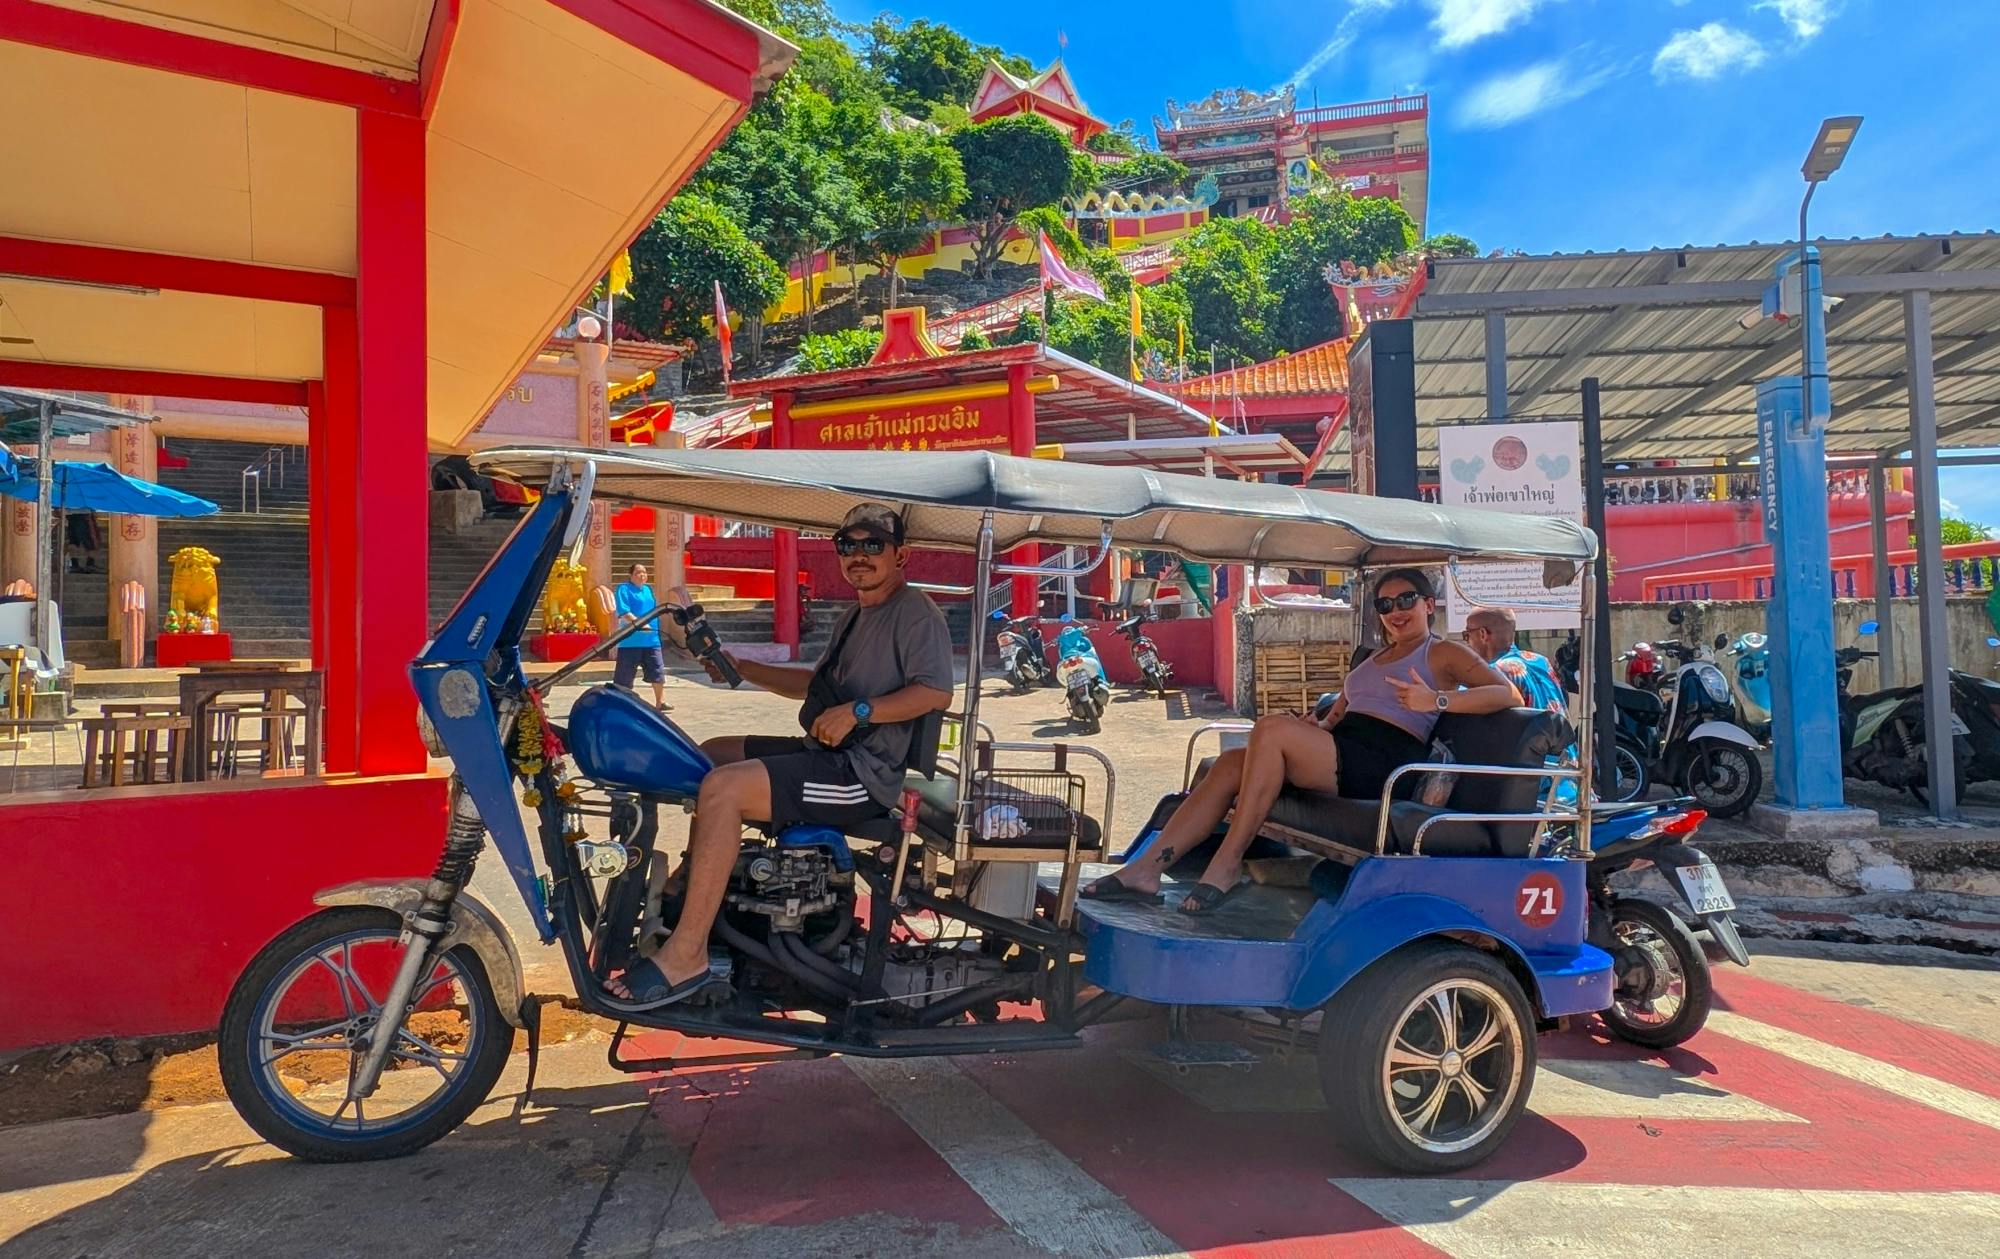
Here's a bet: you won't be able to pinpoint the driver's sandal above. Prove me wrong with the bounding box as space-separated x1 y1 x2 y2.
603 958 726 1011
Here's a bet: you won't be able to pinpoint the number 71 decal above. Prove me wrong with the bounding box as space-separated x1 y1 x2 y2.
1516 873 1564 927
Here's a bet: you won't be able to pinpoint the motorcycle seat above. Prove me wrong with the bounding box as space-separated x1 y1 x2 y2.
1613 683 1663 718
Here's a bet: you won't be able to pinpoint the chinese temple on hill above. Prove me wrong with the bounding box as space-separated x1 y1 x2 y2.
1155 88 1429 228
969 59 1107 148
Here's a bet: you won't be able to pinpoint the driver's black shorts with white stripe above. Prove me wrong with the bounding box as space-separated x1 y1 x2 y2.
741 735 887 830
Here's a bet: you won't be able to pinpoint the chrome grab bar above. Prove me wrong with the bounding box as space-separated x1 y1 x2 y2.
1371 762 1581 856
991 522 1115 579
1181 721 1253 790
1408 810 1584 856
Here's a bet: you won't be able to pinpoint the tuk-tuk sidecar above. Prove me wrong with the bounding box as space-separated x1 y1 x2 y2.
1072 707 1608 1172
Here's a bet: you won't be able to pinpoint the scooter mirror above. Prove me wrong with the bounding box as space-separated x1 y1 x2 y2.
990 608 1008 622
1058 612 1074 623
1859 620 1879 636
1988 637 2000 648
1714 633 1730 649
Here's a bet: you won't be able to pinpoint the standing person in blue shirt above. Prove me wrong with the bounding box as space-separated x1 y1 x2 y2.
613 562 670 713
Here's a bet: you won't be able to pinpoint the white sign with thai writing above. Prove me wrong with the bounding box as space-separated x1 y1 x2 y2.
1437 420 1584 630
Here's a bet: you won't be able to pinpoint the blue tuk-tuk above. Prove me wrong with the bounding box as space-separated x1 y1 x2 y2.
217 446 1619 1173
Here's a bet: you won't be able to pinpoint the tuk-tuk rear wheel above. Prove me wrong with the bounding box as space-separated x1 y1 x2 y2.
1317 940 1535 1174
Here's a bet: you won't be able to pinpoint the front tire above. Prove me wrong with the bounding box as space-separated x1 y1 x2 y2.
1609 740 1649 803
1599 898 1712 1048
1318 940 1536 1173
1684 740 1761 817
219 906 514 1162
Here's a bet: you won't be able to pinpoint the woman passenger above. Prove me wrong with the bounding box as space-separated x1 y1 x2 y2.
1082 569 1519 914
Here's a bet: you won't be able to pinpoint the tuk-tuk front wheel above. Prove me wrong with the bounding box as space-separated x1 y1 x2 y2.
1317 940 1535 1173
218 906 514 1162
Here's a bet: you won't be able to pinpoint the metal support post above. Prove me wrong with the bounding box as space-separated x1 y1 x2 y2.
1867 458 1896 686
1581 379 1614 796
1484 313 1508 419
1904 290 1956 819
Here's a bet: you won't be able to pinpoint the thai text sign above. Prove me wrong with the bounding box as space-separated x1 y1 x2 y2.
792 394 1012 453
1437 420 1583 631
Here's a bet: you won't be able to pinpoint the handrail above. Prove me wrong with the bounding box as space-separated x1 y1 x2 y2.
1408 809 1583 857
238 444 290 514
1640 538 2000 601
1182 720 1255 790
1371 762 1583 856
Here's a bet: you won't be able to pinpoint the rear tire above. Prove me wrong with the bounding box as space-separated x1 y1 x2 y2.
1317 940 1535 1173
1609 740 1649 803
1684 740 1761 818
219 907 513 1162
1599 898 1712 1048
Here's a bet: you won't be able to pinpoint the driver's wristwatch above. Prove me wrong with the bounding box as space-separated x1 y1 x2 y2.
852 700 873 728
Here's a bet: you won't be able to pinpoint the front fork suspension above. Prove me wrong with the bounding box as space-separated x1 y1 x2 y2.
348 779 484 1102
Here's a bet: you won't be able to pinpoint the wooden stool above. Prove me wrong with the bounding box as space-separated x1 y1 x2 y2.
79 715 191 787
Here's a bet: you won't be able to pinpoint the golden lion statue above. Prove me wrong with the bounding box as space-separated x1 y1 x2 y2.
542 558 592 635
168 546 221 624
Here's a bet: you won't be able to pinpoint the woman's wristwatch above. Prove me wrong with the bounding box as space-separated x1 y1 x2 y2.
1435 690 1451 712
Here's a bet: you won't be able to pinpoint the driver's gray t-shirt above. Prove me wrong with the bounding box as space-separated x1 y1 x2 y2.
810 584 954 805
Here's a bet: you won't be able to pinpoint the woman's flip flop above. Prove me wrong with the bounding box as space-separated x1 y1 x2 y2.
1176 880 1246 915
1079 874 1161 902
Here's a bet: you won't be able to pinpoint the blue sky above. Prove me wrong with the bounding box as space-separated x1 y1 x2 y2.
838 0 2000 523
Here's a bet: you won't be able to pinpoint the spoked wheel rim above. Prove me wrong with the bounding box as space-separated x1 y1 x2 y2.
1610 919 1686 1029
1690 745 1753 803
1613 745 1645 801
247 928 488 1141
1381 978 1526 1155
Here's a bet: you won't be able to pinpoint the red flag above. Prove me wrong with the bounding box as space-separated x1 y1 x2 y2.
1038 231 1104 302
713 280 734 385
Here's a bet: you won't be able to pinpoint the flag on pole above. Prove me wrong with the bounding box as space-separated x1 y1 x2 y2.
609 249 634 298
713 280 734 386
1128 288 1143 382
1037 231 1104 301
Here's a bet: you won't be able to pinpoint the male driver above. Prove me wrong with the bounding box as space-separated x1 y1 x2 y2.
606 502 954 1008
1463 607 1567 715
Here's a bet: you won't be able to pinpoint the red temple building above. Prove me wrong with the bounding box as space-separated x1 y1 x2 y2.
969 59 1107 148
1155 87 1429 228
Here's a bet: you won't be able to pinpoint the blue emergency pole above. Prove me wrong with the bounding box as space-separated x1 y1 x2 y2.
1757 245 1845 809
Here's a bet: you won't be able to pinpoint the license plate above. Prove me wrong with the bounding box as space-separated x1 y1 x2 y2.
1674 862 1736 915
1136 651 1158 671
1057 660 1091 685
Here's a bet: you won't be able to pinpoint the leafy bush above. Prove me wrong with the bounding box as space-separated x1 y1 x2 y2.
796 328 883 372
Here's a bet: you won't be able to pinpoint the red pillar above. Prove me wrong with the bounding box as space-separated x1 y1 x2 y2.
351 109 428 775
1005 364 1039 617
770 391 800 659
318 306 361 775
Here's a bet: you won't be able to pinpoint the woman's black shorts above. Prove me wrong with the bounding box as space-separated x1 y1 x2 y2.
1330 711 1431 800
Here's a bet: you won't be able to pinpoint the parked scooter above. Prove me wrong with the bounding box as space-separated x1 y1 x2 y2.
1959 636 2000 787
1726 631 1772 742
1613 637 1763 818
991 610 1052 693
1835 622 1976 802
1105 605 1172 696
1054 618 1111 733
1576 800 1750 1047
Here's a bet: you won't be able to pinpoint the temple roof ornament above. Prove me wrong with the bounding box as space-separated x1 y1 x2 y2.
1160 85 1297 130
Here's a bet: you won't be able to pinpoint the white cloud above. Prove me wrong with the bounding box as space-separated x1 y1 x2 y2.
1756 0 1837 40
1430 0 1556 49
1281 0 1399 89
1653 23 1767 81
1456 57 1618 128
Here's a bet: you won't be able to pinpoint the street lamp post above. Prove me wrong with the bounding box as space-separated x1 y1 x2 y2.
1797 116 1862 426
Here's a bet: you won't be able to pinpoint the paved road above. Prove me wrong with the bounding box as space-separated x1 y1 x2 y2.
5 941 1999 1258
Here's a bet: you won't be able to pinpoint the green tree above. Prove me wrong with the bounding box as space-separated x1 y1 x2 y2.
622 193 786 346
849 124 966 311
1263 192 1416 351
1942 517 1994 545
952 115 1078 277
698 84 873 332
796 327 883 372
1098 153 1190 196
955 324 992 350
716 0 835 39
1085 120 1143 157
1418 232 1479 258
1163 222 1276 365
866 18 988 113
1017 205 1083 261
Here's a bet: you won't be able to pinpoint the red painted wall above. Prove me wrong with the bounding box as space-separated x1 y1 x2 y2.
0 774 448 1051
1039 616 1216 688
1606 494 1912 601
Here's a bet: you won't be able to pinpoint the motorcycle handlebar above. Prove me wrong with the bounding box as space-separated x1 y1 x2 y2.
672 604 743 689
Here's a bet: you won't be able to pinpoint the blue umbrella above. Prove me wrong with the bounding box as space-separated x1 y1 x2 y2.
0 460 218 517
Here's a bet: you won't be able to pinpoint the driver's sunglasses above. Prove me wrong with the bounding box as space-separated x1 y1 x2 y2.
1373 591 1425 615
833 533 889 557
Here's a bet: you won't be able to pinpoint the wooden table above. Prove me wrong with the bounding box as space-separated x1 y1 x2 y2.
80 714 191 787
179 663 323 781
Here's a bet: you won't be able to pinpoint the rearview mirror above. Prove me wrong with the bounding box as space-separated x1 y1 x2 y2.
990 608 1008 622
1058 612 1074 623
1859 620 1879 636
1988 637 2000 648
1714 633 1730 649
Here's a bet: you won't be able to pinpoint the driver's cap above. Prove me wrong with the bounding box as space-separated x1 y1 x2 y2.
838 501 904 545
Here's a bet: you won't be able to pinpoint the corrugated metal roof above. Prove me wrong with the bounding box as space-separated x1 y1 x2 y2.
1408 233 2000 460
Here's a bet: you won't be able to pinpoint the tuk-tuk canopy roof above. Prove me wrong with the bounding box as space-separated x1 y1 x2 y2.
474 445 1598 569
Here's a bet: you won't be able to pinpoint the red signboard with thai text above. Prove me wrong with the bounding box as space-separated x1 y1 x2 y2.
791 393 1012 453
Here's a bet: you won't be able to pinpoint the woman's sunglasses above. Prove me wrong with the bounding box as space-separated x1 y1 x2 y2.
1373 590 1426 614
833 534 889 557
